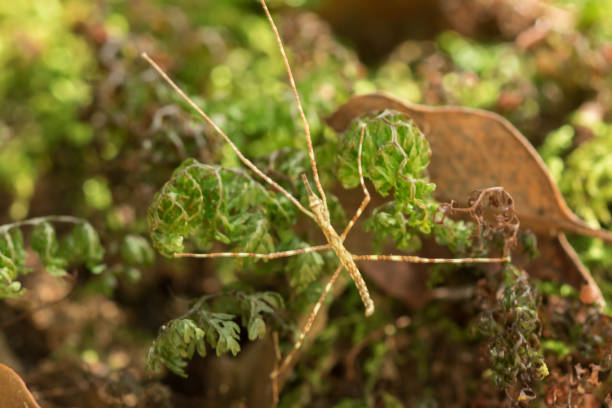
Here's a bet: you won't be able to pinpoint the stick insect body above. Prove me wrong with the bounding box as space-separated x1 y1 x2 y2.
143 0 509 383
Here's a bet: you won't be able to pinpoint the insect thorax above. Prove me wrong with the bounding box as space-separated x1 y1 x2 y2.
310 200 329 228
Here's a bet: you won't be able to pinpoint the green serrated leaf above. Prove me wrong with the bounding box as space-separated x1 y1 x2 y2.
0 229 26 269
147 291 284 377
337 111 444 252
121 234 155 266
31 222 67 277
288 245 325 290
235 291 284 342
59 222 105 274
0 272 23 298
73 222 105 269
148 158 294 258
0 230 23 283
247 316 266 340
196 337 207 358
259 292 284 309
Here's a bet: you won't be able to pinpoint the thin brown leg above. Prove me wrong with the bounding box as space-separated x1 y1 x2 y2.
340 125 370 241
174 244 330 259
141 53 313 219
352 254 510 263
271 263 343 379
258 0 327 209
271 332 281 407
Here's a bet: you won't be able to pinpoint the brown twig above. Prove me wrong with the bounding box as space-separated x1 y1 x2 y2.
258 0 328 210
141 53 313 219
271 332 281 407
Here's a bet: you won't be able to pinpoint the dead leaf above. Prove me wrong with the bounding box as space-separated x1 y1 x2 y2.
328 93 608 308
510 233 587 287
586 364 601 387
0 363 41 408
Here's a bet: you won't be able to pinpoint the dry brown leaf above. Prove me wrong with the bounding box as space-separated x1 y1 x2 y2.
328 93 608 307
0 363 41 408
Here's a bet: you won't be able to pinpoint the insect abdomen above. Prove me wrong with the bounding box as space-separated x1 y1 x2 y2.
329 231 375 316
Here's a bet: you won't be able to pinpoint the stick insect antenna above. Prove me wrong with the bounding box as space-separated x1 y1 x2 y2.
141 52 313 219
259 0 328 210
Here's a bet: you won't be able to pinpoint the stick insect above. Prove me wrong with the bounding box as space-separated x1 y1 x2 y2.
142 0 510 383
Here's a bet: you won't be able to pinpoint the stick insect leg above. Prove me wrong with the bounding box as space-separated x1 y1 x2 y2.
340 124 370 242
271 332 281 406
258 0 327 209
271 263 343 379
352 254 511 263
174 244 330 259
140 53 313 219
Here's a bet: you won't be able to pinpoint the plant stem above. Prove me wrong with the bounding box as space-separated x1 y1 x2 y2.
0 215 84 234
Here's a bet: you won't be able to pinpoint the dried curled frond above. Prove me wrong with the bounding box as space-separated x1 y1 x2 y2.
437 187 519 255
546 364 607 407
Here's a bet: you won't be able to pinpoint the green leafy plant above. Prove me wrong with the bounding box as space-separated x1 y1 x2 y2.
142 4 515 399
147 291 283 377
0 216 104 298
476 264 547 396
337 111 488 256
145 105 511 369
148 159 295 259
337 111 438 251
3 0 612 406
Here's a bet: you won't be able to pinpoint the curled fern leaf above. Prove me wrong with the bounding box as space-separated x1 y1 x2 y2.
338 110 434 197
60 222 106 274
148 158 294 257
337 110 440 251
147 319 208 376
